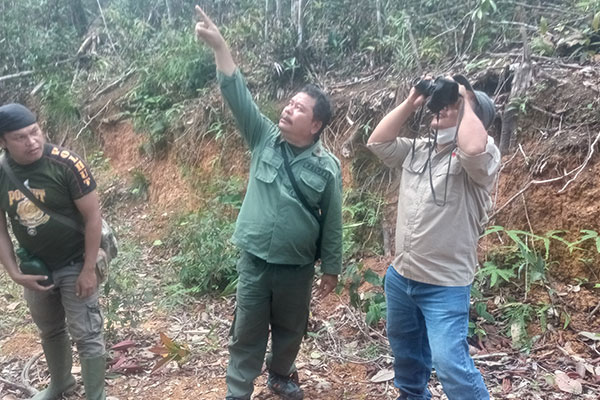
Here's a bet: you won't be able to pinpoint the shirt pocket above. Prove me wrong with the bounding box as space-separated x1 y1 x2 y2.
255 147 283 184
431 157 464 204
433 156 462 177
299 169 326 207
401 152 428 174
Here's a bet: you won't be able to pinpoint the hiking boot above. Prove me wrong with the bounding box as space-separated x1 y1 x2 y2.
30 335 76 400
80 354 106 400
267 370 304 400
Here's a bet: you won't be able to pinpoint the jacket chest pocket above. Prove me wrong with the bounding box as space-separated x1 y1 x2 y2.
255 147 283 184
299 169 327 207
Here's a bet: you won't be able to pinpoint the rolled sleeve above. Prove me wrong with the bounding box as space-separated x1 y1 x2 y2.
367 138 413 169
456 136 501 188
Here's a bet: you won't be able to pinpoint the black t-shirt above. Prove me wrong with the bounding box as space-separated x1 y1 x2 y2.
0 143 97 269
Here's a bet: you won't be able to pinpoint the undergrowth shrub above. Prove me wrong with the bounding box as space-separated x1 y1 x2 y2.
172 209 238 295
342 189 384 260
125 29 216 145
169 178 243 296
103 238 147 339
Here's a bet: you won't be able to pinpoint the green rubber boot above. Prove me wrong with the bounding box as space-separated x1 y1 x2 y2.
80 354 106 400
30 335 77 400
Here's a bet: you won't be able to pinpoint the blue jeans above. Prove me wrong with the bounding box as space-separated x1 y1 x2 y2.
385 266 489 400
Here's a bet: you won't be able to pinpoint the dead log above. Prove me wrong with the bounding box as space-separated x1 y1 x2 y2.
0 70 34 83
499 25 534 154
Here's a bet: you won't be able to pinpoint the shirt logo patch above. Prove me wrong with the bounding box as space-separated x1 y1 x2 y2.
302 162 328 179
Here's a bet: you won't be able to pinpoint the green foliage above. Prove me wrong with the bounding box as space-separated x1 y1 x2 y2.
40 74 81 135
501 302 535 349
123 28 215 143
477 261 516 288
567 230 600 253
103 238 147 339
130 170 150 200
172 209 238 295
481 226 552 294
169 178 243 296
342 190 384 259
0 0 82 74
87 151 111 171
471 0 498 21
468 321 488 340
475 227 600 350
338 263 386 326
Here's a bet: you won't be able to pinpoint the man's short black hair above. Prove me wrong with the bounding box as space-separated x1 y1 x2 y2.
299 84 332 139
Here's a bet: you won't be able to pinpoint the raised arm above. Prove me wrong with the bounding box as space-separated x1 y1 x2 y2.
367 88 426 144
194 5 235 76
455 86 488 155
194 5 275 151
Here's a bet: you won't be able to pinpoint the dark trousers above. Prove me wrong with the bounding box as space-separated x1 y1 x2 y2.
225 251 314 399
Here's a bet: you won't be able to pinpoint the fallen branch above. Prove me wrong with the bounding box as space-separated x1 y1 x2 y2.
0 377 37 396
472 352 509 360
30 80 46 96
21 351 43 395
491 133 600 218
489 175 565 220
499 23 533 153
489 52 585 70
588 302 600 320
73 99 112 142
96 0 120 58
529 104 563 120
1 58 77 85
94 67 137 97
0 70 34 83
558 131 600 193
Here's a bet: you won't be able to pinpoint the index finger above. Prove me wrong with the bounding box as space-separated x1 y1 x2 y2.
195 5 212 24
23 274 49 281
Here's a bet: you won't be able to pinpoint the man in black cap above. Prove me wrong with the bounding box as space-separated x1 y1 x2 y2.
367 77 499 400
0 103 107 400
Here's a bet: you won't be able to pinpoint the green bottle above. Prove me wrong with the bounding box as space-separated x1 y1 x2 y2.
16 248 53 286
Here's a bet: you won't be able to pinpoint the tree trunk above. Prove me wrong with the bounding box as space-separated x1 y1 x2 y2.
264 0 269 40
165 0 172 24
69 0 89 36
376 0 383 39
500 25 533 154
275 0 282 29
292 0 304 47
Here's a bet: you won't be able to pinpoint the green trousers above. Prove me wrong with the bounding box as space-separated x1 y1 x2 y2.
226 251 314 399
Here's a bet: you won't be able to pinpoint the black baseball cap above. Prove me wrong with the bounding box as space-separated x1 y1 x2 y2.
0 103 37 135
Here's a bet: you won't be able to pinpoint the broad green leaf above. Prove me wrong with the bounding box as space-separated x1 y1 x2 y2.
364 269 383 287
540 17 548 35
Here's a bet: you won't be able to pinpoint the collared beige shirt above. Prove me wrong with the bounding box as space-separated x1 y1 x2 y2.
368 136 500 286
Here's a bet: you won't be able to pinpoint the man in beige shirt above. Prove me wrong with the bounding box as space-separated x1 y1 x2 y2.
368 75 500 400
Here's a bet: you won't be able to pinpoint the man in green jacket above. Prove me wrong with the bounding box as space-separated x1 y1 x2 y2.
194 6 343 400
